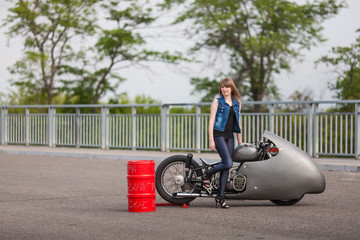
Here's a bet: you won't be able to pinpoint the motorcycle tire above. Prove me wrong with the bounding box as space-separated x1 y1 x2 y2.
270 197 303 206
155 155 202 205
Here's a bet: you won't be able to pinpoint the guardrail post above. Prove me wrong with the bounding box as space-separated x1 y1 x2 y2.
269 104 274 133
195 105 201 153
131 106 136 150
311 103 319 158
25 108 30 146
355 103 360 159
76 108 80 148
160 105 169 152
101 106 109 150
1 107 8 145
48 107 56 147
307 104 313 156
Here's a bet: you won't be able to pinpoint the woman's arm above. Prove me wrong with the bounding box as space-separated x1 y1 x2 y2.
208 98 218 151
236 101 243 144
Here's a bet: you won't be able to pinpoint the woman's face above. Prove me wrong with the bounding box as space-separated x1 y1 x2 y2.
221 85 232 96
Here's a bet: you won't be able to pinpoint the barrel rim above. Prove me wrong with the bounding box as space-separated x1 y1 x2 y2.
127 160 155 164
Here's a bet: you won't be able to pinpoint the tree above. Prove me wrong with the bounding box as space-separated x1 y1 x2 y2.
162 0 345 111
316 30 360 103
2 0 187 106
108 93 161 114
2 0 98 104
59 0 187 106
283 88 314 112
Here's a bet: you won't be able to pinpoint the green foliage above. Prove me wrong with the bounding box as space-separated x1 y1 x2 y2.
166 0 346 111
59 0 188 105
59 64 125 105
133 94 161 114
277 88 314 113
3 0 99 104
2 0 188 106
169 106 196 114
108 93 161 114
0 92 8 106
317 30 360 111
190 77 221 102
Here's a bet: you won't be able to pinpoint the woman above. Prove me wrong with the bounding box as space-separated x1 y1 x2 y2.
204 77 242 208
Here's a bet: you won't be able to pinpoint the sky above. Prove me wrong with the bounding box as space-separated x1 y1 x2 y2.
0 0 359 104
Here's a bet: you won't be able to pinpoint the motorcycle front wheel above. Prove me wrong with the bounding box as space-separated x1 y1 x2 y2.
270 197 303 206
155 155 202 205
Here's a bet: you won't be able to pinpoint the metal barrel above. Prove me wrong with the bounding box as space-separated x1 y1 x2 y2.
127 160 156 212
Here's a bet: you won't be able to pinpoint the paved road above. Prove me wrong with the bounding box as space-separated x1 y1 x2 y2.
0 152 359 240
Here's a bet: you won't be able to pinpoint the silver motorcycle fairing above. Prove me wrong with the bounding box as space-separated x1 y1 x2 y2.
228 130 326 200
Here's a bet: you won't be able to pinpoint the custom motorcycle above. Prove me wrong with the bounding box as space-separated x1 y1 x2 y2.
155 131 326 206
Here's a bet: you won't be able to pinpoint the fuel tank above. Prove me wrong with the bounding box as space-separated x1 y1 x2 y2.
232 144 260 162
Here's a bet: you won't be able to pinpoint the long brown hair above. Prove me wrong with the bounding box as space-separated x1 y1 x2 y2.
219 77 241 103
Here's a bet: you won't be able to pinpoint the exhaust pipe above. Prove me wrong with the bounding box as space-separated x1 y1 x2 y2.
173 192 210 197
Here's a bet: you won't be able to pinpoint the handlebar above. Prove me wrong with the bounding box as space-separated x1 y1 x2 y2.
258 139 277 160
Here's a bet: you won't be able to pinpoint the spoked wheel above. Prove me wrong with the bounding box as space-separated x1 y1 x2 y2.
155 155 202 205
270 197 303 206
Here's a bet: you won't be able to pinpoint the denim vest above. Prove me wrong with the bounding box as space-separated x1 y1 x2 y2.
214 96 241 133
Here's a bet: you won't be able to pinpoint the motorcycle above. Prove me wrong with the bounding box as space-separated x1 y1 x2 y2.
155 130 326 206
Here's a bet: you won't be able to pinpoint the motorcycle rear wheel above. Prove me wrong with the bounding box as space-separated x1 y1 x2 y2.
155 155 201 205
270 198 303 206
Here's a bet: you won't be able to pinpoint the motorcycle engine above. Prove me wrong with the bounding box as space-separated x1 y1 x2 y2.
227 170 247 192
213 170 247 192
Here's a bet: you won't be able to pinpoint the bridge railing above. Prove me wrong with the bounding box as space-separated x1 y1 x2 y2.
1 100 360 159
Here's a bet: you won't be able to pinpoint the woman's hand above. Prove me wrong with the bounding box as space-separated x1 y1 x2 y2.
209 140 216 151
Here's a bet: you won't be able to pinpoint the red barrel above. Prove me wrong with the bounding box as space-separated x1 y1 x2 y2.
127 160 156 212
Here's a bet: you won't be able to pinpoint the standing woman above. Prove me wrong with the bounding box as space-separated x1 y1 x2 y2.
204 77 242 208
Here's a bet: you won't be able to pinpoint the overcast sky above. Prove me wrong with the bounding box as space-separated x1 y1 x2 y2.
0 0 359 104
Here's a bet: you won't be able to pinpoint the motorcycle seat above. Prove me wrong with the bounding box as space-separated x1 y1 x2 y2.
233 158 260 163
200 157 259 166
199 158 220 166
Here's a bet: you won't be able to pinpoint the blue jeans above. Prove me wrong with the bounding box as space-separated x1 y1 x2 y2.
207 137 234 197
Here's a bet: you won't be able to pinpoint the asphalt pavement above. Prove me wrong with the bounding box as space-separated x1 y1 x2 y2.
1 145 360 240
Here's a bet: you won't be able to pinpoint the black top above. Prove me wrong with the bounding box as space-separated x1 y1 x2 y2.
214 106 235 138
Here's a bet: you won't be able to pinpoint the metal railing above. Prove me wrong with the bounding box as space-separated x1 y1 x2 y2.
1 100 360 159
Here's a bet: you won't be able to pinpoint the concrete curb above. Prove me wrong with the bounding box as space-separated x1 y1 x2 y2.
0 149 167 161
317 164 360 172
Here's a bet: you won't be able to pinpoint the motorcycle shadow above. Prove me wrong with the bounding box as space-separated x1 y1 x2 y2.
194 199 315 208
